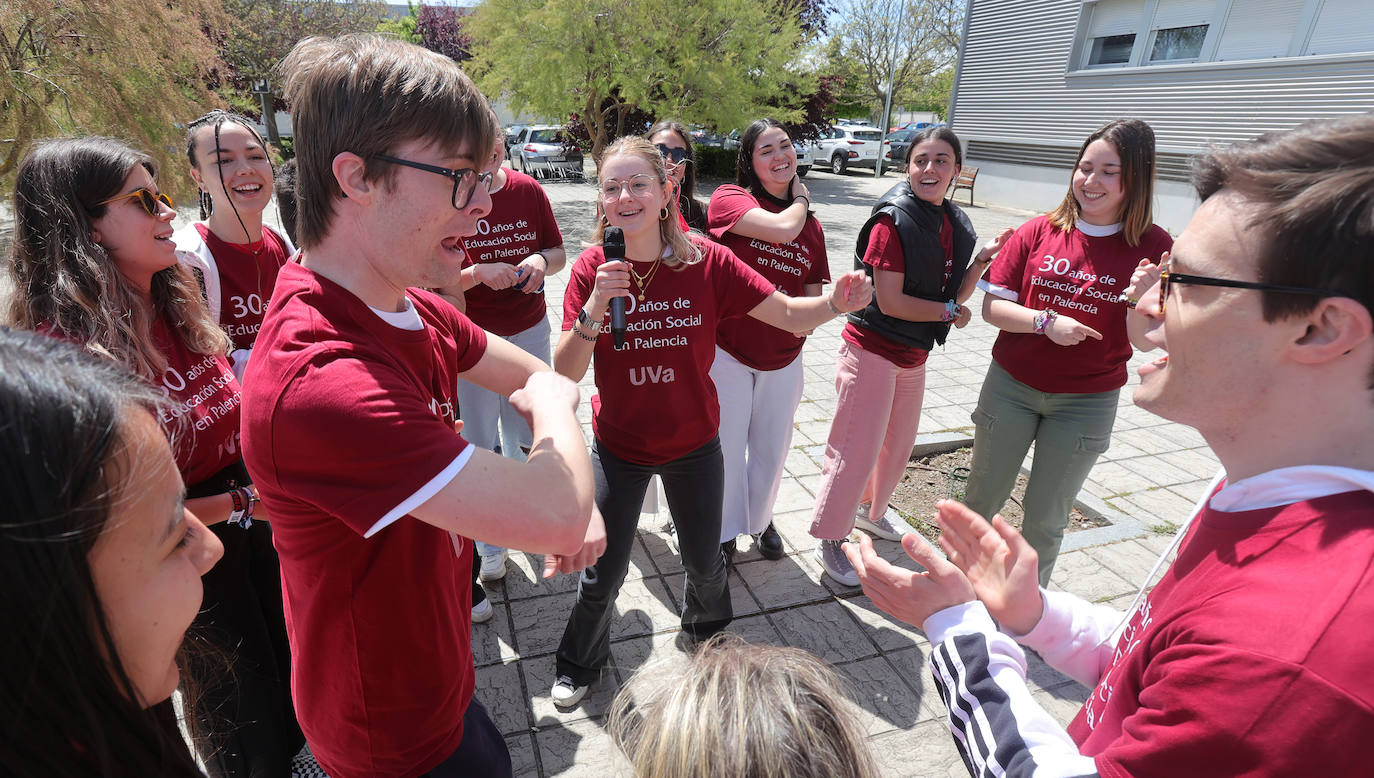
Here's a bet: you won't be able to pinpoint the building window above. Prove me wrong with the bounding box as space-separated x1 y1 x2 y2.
1149 24 1208 61
1073 0 1374 71
1090 33 1137 65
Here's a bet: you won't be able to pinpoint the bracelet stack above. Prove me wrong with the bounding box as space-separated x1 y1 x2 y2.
941 300 960 324
1033 308 1058 336
227 485 257 529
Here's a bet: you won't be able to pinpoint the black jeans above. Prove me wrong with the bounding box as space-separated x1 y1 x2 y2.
556 437 732 685
422 699 512 777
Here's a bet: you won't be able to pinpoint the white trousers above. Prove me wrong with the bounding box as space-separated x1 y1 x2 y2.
456 316 551 558
709 345 805 542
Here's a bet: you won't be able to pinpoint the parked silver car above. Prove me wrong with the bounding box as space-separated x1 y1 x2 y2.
511 125 585 180
815 123 884 175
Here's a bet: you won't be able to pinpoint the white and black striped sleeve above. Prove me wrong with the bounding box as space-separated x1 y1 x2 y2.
924 602 1100 778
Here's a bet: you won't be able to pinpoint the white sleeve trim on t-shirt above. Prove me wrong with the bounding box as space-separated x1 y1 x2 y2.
977 278 1018 302
364 446 475 538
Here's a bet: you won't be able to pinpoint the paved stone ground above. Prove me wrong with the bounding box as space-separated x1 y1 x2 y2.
475 166 1214 776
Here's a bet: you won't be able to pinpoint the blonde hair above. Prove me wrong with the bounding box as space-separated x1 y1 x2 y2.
608 635 881 778
7 137 229 378
594 136 703 268
1046 118 1157 247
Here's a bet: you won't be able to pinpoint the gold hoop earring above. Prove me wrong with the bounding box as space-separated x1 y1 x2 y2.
658 207 669 221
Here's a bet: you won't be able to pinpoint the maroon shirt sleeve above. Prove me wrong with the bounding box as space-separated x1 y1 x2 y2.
706 185 759 243
707 242 777 319
562 247 600 330
863 215 905 273
985 217 1041 302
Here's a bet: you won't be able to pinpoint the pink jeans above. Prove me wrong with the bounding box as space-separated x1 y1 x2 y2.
810 341 927 540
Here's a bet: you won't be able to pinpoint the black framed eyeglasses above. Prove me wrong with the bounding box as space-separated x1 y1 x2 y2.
1159 264 1343 316
97 187 174 216
655 144 689 164
374 154 494 209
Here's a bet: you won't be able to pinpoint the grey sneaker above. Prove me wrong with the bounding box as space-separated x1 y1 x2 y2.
855 504 912 542
814 539 859 587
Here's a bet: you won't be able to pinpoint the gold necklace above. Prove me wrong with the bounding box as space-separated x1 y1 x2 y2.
628 259 662 301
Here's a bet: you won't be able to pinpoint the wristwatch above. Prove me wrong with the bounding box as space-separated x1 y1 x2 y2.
577 307 603 332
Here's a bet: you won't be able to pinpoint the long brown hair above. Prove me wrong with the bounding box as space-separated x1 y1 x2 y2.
594 136 703 268
1046 118 1157 246
7 137 230 377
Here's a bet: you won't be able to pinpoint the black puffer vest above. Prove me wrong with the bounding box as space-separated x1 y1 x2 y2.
848 181 977 352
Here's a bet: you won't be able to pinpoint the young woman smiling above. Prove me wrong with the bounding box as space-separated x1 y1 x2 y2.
0 328 223 778
707 118 828 561
550 136 871 707
174 110 296 381
963 118 1173 585
7 136 303 777
809 126 1010 587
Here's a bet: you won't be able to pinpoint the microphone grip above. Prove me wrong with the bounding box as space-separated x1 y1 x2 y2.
610 298 627 348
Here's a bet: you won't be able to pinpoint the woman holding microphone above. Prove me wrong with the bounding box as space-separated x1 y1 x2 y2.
708 118 829 561
550 136 871 707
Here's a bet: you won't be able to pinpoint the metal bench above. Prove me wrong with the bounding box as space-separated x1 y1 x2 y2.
950 166 978 206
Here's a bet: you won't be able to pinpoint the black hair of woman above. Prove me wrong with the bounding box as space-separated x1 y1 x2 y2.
0 327 210 778
735 118 795 203
185 109 273 243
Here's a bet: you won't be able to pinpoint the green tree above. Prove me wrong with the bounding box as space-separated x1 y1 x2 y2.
1 0 226 197
824 0 962 119
376 3 422 44
219 0 387 131
466 0 814 163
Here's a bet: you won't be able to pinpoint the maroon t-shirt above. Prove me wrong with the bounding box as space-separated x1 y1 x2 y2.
1069 489 1374 777
708 184 829 370
149 315 242 484
461 169 562 335
842 213 954 368
983 215 1172 394
196 223 292 349
563 238 775 464
240 262 487 777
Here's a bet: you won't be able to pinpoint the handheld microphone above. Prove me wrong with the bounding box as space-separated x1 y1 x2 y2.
604 227 627 348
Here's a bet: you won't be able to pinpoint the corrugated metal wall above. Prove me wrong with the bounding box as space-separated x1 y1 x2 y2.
950 0 1374 160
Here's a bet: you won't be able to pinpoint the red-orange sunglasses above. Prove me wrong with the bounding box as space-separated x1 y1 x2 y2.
97 188 174 216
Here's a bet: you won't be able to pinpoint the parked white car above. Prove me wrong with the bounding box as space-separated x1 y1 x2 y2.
511 125 585 180
815 124 883 175
794 138 813 177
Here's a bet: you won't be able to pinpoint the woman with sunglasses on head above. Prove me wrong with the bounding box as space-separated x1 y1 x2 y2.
706 118 828 562
7 136 303 778
0 327 224 778
647 120 707 232
809 126 1011 587
963 118 1173 586
174 110 296 382
550 136 872 707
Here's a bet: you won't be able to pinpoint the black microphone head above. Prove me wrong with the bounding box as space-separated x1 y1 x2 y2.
603 226 625 260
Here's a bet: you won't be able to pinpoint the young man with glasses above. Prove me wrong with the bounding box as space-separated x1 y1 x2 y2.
848 114 1374 776
239 35 602 778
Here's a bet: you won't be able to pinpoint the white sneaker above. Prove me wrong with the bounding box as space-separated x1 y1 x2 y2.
551 675 588 708
814 539 860 587
855 504 912 541
479 549 509 582
471 594 494 624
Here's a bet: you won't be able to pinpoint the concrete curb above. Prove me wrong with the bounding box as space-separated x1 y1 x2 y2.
907 433 1151 552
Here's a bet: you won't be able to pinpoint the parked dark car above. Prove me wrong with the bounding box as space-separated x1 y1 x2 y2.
883 129 918 170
